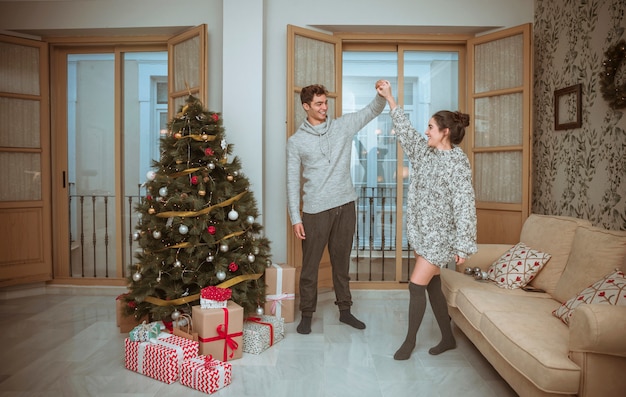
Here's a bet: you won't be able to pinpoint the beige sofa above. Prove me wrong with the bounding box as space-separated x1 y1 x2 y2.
440 214 626 397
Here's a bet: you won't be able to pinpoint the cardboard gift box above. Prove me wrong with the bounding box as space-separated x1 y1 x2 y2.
124 333 199 384
243 315 285 354
116 294 148 333
264 263 296 323
180 355 232 394
192 301 243 361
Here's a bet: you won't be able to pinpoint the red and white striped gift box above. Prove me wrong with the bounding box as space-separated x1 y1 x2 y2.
180 355 232 394
124 333 199 384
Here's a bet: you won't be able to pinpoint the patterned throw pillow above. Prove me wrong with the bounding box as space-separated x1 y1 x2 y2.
553 269 626 325
487 242 552 289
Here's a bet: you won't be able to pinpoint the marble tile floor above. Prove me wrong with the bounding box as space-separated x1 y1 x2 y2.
0 289 518 397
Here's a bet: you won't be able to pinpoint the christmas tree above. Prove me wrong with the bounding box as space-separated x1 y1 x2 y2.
124 95 271 322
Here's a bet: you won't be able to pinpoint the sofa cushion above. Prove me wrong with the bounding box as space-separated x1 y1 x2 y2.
480 310 580 394
520 214 592 295
553 225 626 303
486 242 551 289
440 268 549 308
553 269 626 325
455 288 558 331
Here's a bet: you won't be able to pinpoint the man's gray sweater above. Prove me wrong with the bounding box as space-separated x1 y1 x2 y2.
287 94 386 225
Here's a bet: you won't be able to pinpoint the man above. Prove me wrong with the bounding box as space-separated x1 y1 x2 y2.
287 81 386 334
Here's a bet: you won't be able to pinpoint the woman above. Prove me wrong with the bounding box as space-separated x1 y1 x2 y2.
376 81 477 360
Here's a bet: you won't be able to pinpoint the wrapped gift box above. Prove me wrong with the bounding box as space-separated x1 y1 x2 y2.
124 333 199 384
116 294 148 333
264 263 296 323
243 315 285 354
192 301 243 361
180 355 232 394
200 286 232 309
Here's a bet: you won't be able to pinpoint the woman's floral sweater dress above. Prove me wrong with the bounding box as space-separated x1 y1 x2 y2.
391 107 477 267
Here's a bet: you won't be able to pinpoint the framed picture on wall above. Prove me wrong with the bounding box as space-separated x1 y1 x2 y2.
554 84 582 130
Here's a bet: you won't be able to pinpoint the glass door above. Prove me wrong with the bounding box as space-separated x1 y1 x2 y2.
344 47 461 282
55 48 168 280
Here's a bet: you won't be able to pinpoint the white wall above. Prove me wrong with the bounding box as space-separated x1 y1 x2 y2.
0 0 534 263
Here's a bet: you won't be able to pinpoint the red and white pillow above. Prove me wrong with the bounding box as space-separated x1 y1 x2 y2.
487 242 551 289
553 269 626 325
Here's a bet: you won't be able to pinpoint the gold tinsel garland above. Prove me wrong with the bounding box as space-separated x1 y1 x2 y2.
143 273 263 306
600 39 626 109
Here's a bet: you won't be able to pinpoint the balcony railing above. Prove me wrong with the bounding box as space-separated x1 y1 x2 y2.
67 187 414 282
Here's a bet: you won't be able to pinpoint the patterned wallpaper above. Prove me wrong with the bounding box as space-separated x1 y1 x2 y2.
533 0 626 230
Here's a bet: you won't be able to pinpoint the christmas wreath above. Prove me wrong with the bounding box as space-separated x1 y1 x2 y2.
600 39 626 109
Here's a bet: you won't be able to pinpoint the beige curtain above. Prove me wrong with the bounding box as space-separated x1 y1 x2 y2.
0 42 42 201
473 34 524 204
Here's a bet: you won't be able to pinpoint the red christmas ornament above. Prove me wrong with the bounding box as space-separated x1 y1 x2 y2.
228 262 238 272
211 114 219 122
205 147 214 156
190 176 199 185
146 195 152 201
207 225 216 235
128 301 137 308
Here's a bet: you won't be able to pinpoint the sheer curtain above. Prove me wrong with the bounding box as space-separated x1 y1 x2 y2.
0 43 42 201
473 34 524 204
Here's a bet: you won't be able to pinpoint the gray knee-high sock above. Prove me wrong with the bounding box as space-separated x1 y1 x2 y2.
427 275 456 355
394 282 427 360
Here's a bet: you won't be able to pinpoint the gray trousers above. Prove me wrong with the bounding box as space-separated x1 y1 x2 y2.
299 201 356 314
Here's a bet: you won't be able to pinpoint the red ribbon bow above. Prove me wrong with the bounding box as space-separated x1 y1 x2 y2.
199 308 242 361
203 355 215 369
246 316 274 346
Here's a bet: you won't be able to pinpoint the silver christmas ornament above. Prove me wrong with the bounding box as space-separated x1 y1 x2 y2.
171 310 181 320
220 244 229 253
208 162 215 170
255 306 264 316
216 270 226 281
253 246 260 255
159 187 168 197
132 271 142 282
247 254 255 263
133 232 140 240
265 259 272 267
206 254 215 262
178 224 189 234
246 215 255 224
152 230 161 239
174 260 182 267
146 170 156 181
228 209 239 221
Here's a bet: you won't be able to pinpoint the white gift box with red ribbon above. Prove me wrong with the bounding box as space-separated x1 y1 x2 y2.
124 332 199 384
180 355 232 394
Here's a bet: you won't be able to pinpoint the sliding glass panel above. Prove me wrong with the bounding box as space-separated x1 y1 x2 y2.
67 53 116 277
0 152 41 201
123 51 168 273
0 41 40 95
474 34 523 93
294 35 336 90
474 151 522 203
0 97 40 148
475 93 523 147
